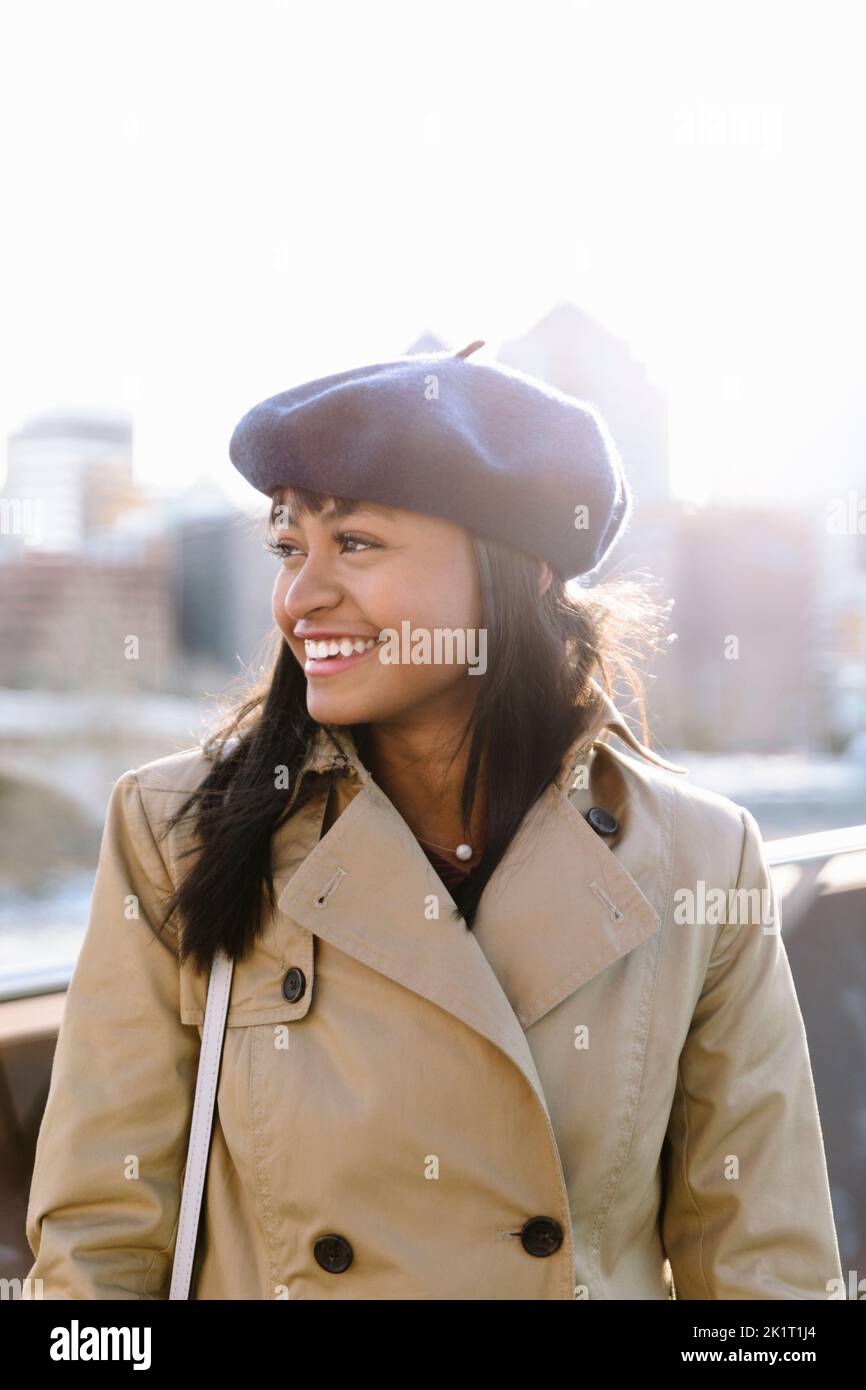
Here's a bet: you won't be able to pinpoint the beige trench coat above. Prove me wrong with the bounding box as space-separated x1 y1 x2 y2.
25 685 842 1299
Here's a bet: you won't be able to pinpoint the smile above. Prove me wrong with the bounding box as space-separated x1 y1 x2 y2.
303 636 383 676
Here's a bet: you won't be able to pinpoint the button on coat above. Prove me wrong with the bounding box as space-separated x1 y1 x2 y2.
521 1217 564 1257
281 967 306 1003
313 1235 353 1273
585 806 619 836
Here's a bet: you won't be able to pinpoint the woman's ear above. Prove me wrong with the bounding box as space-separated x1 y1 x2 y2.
537 559 553 596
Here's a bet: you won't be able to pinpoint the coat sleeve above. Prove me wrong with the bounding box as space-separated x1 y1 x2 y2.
661 804 843 1299
24 772 201 1299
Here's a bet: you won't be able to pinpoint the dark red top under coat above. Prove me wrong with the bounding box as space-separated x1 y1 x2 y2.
418 843 471 892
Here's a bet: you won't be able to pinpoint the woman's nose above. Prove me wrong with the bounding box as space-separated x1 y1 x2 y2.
282 553 342 618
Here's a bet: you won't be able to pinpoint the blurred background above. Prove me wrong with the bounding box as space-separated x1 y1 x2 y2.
1 0 864 1297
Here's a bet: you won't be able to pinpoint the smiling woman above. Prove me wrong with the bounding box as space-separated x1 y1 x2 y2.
24 343 842 1303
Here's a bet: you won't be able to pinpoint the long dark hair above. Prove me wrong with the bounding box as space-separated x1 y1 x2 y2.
153 486 673 975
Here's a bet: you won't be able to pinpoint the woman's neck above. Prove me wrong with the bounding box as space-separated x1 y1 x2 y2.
361 720 488 865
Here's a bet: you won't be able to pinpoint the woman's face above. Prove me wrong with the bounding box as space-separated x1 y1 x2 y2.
270 493 484 728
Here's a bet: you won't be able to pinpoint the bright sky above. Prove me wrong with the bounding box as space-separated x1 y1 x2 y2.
3 0 865 510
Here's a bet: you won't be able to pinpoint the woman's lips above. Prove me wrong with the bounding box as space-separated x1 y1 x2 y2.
304 642 380 677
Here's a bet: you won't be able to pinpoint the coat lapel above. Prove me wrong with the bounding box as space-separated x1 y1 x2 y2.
274 683 687 1117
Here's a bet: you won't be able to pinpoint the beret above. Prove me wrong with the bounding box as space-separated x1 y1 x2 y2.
228 339 632 581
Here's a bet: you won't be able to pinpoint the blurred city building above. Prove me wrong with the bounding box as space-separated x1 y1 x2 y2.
3 410 142 553
496 304 866 758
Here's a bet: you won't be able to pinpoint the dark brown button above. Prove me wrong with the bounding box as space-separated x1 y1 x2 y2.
313 1233 353 1273
586 806 619 836
520 1216 564 1257
282 967 307 1003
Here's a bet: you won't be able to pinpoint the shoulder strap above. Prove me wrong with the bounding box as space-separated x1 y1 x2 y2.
169 946 234 1299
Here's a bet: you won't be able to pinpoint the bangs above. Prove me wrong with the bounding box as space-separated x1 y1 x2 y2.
269 486 398 532
269 485 336 530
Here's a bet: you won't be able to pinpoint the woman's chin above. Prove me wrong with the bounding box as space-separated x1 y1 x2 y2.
306 687 381 726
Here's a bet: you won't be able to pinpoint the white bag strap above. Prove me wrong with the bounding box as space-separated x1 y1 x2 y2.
169 945 234 1299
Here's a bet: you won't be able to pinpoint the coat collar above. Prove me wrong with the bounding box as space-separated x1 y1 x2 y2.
274 681 687 1120
287 679 687 788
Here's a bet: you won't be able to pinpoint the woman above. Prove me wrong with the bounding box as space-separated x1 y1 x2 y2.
25 342 842 1300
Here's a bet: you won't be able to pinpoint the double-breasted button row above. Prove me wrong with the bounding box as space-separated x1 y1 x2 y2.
282 967 307 1002
585 806 619 836
311 1221 561 1272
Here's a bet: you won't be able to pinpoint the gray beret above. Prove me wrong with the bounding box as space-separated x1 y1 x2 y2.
228 339 632 580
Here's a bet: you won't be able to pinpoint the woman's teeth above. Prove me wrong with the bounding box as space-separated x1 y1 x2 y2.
305 637 379 659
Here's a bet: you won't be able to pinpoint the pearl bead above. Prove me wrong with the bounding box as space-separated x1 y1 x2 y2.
455 843 473 861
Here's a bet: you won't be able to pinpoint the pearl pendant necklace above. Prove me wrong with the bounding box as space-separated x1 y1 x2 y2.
417 835 475 862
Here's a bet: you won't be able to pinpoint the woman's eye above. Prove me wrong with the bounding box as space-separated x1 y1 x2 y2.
265 532 381 559
338 532 381 553
265 539 301 559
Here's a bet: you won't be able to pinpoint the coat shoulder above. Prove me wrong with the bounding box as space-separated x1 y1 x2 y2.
125 741 218 801
600 739 754 885
115 743 222 873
